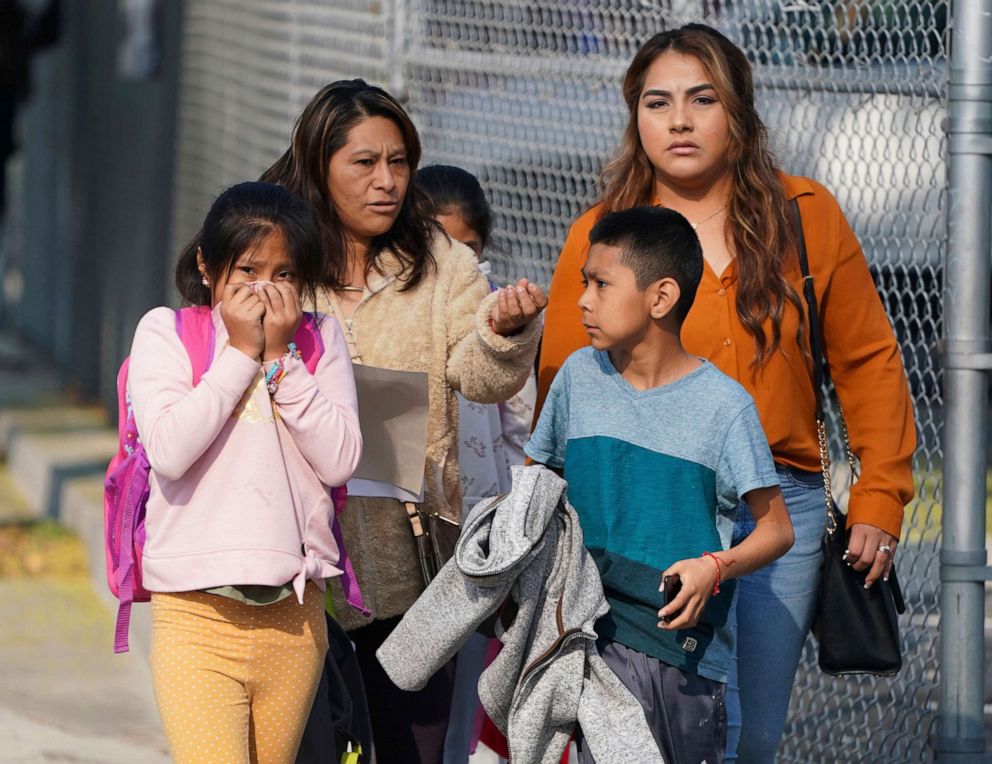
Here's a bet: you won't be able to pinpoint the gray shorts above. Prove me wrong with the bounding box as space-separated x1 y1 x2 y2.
576 638 727 764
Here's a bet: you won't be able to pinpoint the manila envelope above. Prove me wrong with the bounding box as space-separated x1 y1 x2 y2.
351 364 429 496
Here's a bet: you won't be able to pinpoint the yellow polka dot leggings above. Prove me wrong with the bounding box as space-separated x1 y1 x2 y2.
150 583 328 764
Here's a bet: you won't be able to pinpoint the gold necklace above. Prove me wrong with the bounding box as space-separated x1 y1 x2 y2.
689 203 729 231
338 285 364 293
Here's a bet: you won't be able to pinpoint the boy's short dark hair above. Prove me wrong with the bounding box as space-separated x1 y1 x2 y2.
588 206 704 323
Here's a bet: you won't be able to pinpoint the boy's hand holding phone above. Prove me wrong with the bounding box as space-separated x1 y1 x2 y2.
657 555 721 630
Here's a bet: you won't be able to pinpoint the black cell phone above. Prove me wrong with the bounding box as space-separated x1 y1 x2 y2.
660 574 683 624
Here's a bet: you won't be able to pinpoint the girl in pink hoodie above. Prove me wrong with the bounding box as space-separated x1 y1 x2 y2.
127 181 362 763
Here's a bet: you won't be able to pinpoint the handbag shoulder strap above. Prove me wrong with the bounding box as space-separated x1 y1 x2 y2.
788 198 828 421
789 199 849 535
789 198 858 476
789 203 858 534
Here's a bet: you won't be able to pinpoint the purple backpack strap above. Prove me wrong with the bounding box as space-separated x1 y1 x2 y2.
295 316 369 617
330 486 370 616
294 312 324 375
113 447 151 653
174 306 216 383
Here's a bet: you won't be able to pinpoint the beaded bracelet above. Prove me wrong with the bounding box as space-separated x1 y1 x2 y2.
701 551 723 595
265 342 300 395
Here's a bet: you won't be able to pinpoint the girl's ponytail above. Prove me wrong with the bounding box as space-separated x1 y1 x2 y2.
175 229 211 306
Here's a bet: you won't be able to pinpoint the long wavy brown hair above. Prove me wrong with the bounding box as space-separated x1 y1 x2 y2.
259 79 438 290
600 24 803 366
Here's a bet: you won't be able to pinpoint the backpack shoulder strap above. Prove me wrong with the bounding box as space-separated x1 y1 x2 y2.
174 307 320 381
114 358 133 441
294 312 325 375
175 306 217 385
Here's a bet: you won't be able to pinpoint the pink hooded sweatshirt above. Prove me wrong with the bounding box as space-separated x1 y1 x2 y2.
127 305 362 602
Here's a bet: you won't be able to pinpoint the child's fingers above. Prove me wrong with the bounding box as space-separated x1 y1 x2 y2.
223 282 249 304
257 286 276 316
276 282 300 311
659 562 684 583
239 292 263 315
246 298 266 321
659 593 703 630
671 606 703 630
263 283 286 314
657 584 691 621
657 596 687 623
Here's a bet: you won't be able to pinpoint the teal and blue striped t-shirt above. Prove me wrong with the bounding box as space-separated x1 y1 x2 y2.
525 348 778 683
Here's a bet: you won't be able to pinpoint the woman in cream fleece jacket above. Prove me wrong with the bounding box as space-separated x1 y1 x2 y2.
260 80 544 762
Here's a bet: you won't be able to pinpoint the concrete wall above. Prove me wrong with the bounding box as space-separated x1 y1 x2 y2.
13 1 183 407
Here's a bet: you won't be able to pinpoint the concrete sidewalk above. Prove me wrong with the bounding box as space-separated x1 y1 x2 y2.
0 331 168 763
0 578 169 763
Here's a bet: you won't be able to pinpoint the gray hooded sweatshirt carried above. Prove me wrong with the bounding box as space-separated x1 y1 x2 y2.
377 465 664 764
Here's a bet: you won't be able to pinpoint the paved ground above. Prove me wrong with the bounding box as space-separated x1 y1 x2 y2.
0 328 985 761
0 457 168 763
0 578 169 763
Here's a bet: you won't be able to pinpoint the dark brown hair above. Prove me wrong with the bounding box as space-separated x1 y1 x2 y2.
259 79 437 290
599 23 804 365
175 181 322 309
416 164 493 251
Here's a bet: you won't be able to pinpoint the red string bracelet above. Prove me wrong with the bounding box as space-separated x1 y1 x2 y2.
701 552 723 595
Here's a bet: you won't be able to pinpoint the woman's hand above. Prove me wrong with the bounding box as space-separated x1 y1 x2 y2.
221 283 265 360
490 279 548 336
258 283 303 361
657 556 720 630
845 523 897 588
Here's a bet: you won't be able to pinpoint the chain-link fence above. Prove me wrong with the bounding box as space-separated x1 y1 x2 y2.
173 2 948 760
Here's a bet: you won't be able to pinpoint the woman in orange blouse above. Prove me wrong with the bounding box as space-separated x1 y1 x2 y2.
537 24 916 763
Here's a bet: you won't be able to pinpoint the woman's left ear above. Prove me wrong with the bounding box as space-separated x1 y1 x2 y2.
650 277 681 321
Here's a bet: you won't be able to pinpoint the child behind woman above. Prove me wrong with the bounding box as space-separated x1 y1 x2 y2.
418 164 536 499
127 181 362 763
416 165 536 764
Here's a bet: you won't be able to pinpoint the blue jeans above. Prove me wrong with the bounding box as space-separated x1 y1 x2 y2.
725 464 825 763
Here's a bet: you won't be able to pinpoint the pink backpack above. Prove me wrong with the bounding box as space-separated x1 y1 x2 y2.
104 306 367 653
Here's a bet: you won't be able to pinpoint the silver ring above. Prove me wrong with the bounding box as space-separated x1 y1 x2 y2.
877 544 892 554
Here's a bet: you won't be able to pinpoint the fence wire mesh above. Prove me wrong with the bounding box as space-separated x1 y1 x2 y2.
173 2 948 760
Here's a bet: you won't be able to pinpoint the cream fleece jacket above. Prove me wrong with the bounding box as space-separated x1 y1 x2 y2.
128 305 362 600
319 234 541 628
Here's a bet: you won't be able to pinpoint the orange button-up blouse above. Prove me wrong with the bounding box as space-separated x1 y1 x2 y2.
535 175 916 539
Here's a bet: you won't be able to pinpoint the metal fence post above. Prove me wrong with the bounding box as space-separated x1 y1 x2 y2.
387 0 408 101
940 0 992 761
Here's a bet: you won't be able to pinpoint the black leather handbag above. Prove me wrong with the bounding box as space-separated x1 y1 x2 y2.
404 502 461 586
790 199 906 676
